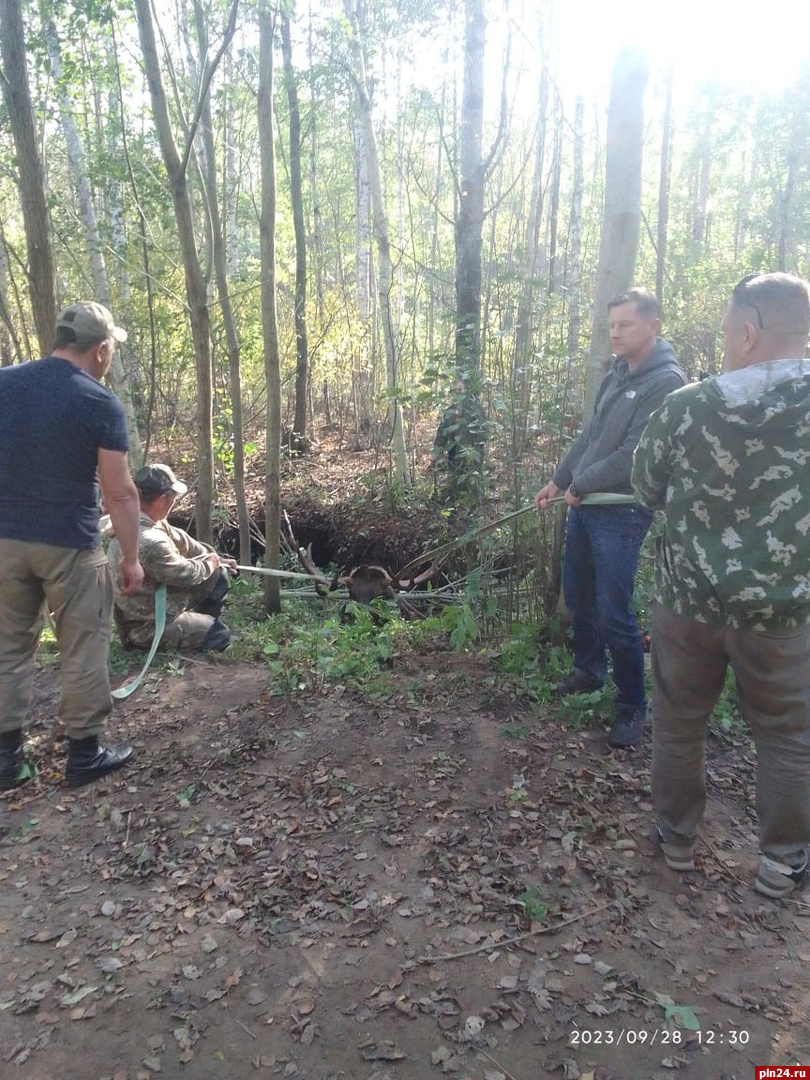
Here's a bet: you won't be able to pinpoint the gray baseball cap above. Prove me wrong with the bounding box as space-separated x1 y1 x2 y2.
55 301 127 347
133 464 188 498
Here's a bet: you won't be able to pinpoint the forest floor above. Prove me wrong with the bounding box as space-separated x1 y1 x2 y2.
1 442 809 1080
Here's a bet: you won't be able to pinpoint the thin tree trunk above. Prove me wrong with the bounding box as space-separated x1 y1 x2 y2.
692 107 711 244
735 141 758 261
192 0 251 567
585 48 649 417
0 234 24 364
281 13 309 444
353 116 373 438
346 0 410 485
514 61 548 446
777 151 799 272
225 54 240 280
307 3 325 326
566 95 584 361
655 71 673 305
258 2 281 613
546 95 562 295
427 81 447 360
132 0 236 542
455 0 486 383
0 0 56 356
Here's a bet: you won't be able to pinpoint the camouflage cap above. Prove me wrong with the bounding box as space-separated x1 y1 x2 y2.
133 464 188 498
55 301 127 348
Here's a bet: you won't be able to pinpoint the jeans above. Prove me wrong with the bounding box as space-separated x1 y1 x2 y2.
651 603 810 865
562 504 652 712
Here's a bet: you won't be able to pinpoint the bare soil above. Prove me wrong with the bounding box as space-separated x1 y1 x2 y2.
2 643 808 1080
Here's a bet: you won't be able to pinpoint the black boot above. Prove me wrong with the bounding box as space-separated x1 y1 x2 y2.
65 736 134 789
195 568 231 618
0 730 25 792
200 619 233 653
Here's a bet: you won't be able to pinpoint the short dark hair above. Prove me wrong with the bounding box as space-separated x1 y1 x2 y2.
730 272 810 337
607 288 661 321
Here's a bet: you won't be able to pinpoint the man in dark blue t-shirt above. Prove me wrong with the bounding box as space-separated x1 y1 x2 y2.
0 302 144 790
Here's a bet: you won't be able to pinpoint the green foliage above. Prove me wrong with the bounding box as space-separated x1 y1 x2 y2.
517 887 549 925
234 601 420 696
494 620 568 703
441 603 479 652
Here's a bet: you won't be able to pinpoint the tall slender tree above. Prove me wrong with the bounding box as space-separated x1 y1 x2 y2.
192 0 251 566
258 1 281 613
655 70 673 306
345 0 410 485
585 47 649 416
454 0 486 383
281 12 310 446
0 0 56 356
132 0 238 542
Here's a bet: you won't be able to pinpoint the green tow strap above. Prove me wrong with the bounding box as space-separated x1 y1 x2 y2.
111 584 167 701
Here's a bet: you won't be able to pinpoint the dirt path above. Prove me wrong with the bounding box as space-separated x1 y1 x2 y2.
1 652 808 1080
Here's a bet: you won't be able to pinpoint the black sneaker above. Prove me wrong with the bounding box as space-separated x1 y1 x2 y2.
551 671 603 697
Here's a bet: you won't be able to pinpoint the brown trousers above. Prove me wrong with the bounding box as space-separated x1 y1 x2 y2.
0 538 113 739
651 602 810 865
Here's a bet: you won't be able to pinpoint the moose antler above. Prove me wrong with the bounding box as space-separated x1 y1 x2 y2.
282 512 439 611
283 511 334 596
395 561 438 591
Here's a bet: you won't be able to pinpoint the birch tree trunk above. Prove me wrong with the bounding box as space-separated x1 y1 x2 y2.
353 116 373 437
455 0 486 383
566 95 585 362
281 13 310 445
655 71 673 306
307 6 325 325
777 143 800 272
585 48 649 417
43 15 143 462
513 62 548 447
692 105 711 245
258 2 281 613
346 0 410 485
735 142 758 262
0 0 56 356
546 97 562 295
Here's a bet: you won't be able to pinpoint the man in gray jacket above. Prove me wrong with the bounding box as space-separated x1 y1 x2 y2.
535 289 686 748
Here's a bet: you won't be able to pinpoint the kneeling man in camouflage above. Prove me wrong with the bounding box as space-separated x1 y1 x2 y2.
107 464 237 653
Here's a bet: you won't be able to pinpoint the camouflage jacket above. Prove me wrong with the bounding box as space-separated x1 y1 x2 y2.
632 358 810 630
106 513 217 646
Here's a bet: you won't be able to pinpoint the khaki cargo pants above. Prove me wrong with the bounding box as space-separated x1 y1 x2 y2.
651 602 810 866
0 538 113 739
